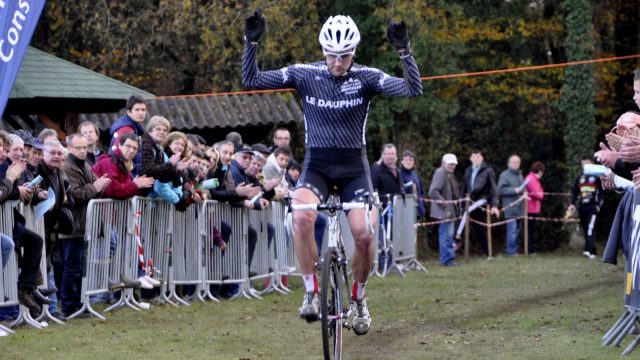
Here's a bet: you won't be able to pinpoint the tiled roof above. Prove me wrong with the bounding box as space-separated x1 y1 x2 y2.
9 47 153 100
80 91 303 131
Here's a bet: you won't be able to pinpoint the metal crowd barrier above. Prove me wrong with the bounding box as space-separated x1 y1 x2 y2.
102 199 142 313
272 201 297 293
170 204 204 304
21 204 63 326
199 201 250 300
391 194 426 273
201 201 225 301
72 193 423 315
247 208 276 298
225 205 250 299
0 201 17 335
73 200 113 319
132 197 175 306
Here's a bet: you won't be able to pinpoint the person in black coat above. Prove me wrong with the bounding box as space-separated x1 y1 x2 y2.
370 144 404 200
461 149 500 256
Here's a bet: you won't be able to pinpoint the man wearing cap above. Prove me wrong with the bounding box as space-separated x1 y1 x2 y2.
231 145 279 269
29 138 44 172
251 143 270 158
429 154 461 266
498 155 525 256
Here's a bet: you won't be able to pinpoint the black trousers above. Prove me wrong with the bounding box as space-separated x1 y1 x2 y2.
470 208 490 256
15 228 43 291
578 207 598 255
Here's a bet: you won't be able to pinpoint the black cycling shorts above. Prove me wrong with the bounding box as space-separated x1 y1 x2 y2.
296 147 373 203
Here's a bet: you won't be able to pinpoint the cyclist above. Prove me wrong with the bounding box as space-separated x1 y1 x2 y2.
242 9 423 335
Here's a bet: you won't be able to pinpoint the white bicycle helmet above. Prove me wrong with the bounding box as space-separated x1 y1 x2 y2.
318 15 361 55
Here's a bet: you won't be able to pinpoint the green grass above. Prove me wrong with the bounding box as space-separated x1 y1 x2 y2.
1 253 630 359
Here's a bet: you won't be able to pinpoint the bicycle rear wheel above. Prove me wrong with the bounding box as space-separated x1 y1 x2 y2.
321 249 343 360
375 223 391 277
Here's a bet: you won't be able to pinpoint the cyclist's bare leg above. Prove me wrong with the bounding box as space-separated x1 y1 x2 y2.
348 207 378 283
348 207 377 335
292 187 321 274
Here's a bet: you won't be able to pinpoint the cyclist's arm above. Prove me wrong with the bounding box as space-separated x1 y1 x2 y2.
371 54 423 98
242 42 296 89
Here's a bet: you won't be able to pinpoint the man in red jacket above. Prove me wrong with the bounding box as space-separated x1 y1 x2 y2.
93 133 154 199
92 133 156 290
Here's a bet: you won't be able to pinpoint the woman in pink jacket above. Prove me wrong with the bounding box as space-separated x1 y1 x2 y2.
524 161 545 254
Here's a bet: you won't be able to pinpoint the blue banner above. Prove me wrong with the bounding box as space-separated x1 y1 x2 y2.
0 0 46 118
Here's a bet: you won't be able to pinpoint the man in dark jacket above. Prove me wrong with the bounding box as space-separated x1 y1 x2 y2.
429 154 460 266
210 141 259 298
109 95 147 177
32 139 73 317
370 144 403 269
230 145 272 269
33 140 68 236
211 141 260 204
462 149 500 256
370 144 403 199
497 155 525 256
59 134 111 317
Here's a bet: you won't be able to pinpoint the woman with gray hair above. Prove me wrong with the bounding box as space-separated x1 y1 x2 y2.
139 115 184 196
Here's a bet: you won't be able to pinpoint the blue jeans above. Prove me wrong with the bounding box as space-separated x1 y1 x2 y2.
438 221 455 265
46 268 59 316
1 233 14 268
61 237 84 315
506 219 520 256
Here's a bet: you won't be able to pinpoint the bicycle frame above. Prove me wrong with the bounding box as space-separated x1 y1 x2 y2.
288 195 373 360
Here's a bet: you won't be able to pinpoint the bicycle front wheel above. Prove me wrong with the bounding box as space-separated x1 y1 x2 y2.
321 249 343 360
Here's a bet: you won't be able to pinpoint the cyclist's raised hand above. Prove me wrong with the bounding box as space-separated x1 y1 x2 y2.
386 19 409 50
244 8 265 43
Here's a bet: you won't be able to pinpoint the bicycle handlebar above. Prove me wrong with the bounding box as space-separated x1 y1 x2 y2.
290 200 375 236
290 202 366 211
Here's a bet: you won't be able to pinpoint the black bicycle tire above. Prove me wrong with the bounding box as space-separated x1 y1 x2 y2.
321 249 342 360
377 224 391 276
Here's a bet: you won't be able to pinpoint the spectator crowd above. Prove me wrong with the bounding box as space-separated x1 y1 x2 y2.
0 95 304 327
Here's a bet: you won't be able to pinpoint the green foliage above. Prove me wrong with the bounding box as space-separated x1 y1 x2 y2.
559 0 596 183
31 0 640 209
33 1 325 95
